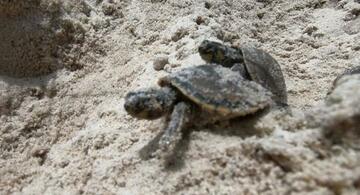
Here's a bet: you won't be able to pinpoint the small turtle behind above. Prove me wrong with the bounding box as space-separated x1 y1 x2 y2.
198 40 288 105
333 66 360 88
124 65 272 155
327 66 360 95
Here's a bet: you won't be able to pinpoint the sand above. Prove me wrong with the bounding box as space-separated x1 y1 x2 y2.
1 0 360 194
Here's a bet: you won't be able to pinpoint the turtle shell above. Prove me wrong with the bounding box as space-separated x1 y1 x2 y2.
241 45 288 105
158 65 272 117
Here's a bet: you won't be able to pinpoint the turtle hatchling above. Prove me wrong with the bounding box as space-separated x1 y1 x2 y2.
333 66 360 88
198 40 287 105
327 65 360 95
124 64 272 154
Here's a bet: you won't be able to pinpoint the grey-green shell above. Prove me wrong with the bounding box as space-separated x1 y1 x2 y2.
158 65 272 117
241 45 288 105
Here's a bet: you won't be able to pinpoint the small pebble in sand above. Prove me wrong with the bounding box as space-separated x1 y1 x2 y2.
303 25 318 35
153 56 169 71
344 18 360 35
204 2 211 9
31 147 49 165
195 16 205 25
163 63 181 72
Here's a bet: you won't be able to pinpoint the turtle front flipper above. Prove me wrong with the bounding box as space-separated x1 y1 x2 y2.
158 102 192 154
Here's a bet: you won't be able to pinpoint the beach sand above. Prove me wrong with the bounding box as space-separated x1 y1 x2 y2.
1 0 360 194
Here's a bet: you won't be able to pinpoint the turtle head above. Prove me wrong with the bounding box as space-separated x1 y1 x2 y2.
199 40 243 67
124 87 177 120
198 40 224 63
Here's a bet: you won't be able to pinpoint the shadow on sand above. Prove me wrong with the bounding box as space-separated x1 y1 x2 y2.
138 107 277 171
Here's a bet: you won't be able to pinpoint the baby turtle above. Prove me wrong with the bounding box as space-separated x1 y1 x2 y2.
198 40 287 105
328 65 360 94
124 64 272 153
333 66 360 87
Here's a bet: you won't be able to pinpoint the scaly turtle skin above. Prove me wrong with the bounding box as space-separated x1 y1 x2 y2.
198 40 288 105
124 64 272 155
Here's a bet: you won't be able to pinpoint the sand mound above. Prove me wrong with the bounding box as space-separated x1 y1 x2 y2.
0 0 85 77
